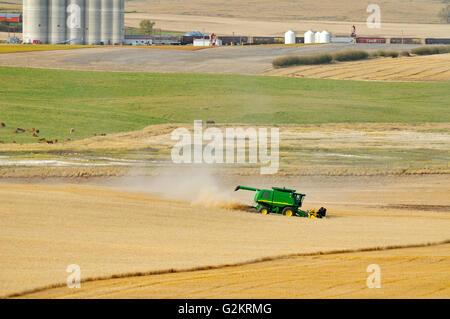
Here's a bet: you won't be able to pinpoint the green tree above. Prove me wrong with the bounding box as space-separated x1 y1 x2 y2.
439 5 450 23
139 19 155 35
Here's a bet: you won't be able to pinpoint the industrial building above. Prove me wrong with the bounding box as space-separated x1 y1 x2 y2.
0 13 22 23
22 0 124 45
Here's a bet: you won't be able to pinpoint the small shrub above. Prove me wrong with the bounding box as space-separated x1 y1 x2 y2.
272 53 333 68
376 50 387 57
411 45 450 55
375 50 399 58
386 51 399 58
272 56 300 68
333 50 369 61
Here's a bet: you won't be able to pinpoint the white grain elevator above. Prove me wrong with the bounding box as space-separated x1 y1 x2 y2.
22 0 125 45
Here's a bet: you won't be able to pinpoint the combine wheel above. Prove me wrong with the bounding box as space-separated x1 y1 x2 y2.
282 207 295 217
259 207 269 215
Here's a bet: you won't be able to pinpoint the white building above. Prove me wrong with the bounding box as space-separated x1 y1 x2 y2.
193 38 222 46
124 35 152 45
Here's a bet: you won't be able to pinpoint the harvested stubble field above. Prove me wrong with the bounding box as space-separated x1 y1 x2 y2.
124 0 447 24
268 53 450 82
1 173 449 298
20 244 450 299
4 0 447 24
4 0 448 24
124 13 450 39
121 0 450 38
3 0 450 38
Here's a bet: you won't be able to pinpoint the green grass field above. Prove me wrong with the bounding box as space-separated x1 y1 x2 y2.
0 66 449 143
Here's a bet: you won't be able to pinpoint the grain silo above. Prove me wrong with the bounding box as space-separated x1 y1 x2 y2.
284 30 296 45
23 0 124 45
85 0 101 44
49 0 67 44
319 30 331 43
22 0 30 43
67 0 85 44
28 0 49 44
304 30 314 44
314 31 320 44
100 0 113 44
112 0 124 45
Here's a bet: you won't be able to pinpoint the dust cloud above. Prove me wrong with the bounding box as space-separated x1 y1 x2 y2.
116 166 252 211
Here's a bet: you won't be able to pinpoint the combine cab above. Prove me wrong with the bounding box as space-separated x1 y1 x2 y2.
235 185 326 218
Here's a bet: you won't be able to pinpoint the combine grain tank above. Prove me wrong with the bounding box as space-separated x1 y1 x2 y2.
304 30 314 44
112 0 124 45
100 0 112 44
284 30 296 44
67 0 85 44
28 0 49 44
49 0 67 44
85 0 101 44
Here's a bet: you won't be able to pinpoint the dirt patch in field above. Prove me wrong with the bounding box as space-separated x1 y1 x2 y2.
0 44 423 75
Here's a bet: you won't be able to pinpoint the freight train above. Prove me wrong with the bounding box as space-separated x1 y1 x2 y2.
154 36 450 46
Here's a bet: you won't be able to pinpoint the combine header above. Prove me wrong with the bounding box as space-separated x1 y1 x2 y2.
235 186 326 219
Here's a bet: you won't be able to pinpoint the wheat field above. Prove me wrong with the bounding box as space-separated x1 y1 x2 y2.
3 1 450 37
20 244 450 299
4 0 446 24
267 53 450 81
1 173 449 298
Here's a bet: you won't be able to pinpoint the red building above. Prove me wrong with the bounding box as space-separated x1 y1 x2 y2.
0 13 22 23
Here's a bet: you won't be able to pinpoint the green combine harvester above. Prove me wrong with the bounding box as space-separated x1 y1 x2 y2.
235 186 326 218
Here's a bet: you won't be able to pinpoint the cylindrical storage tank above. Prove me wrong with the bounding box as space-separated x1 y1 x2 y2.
314 31 320 44
304 30 314 44
67 0 85 44
49 0 67 44
284 30 296 45
111 0 124 45
22 0 30 43
28 0 49 44
85 0 101 45
101 0 113 45
319 30 331 43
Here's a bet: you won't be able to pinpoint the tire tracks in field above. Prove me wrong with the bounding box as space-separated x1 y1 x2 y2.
3 239 450 299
